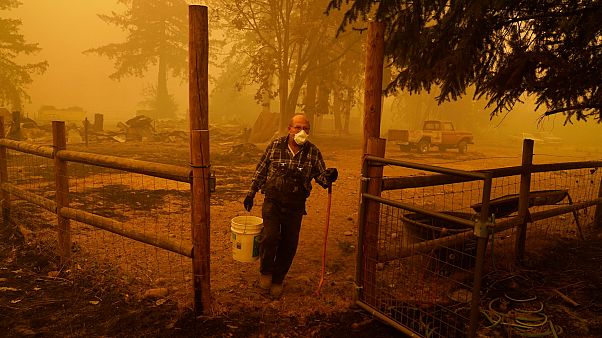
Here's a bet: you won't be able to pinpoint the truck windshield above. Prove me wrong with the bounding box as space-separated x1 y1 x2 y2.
424 122 439 130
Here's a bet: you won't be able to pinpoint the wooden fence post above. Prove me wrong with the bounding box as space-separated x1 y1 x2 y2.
0 117 10 226
191 129 211 313
189 4 211 314
362 21 385 155
189 5 209 134
357 20 386 305
53 121 71 263
515 139 534 263
360 137 386 304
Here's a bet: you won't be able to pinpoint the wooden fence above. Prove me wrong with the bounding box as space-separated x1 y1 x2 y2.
0 118 208 298
0 5 212 313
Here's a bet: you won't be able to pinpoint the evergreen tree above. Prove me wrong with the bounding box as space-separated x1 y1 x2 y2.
328 0 602 123
85 0 188 119
0 0 48 111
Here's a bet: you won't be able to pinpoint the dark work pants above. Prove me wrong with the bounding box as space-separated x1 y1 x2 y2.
260 197 305 284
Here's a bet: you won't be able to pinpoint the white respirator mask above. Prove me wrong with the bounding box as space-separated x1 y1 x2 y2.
294 129 309 145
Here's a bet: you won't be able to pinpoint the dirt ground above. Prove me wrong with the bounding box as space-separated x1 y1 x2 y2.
1 132 602 337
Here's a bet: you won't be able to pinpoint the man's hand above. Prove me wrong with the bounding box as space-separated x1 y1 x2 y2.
243 194 254 212
324 168 338 184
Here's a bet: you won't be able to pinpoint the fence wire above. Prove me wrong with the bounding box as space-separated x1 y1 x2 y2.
5 147 194 306
363 163 601 337
6 149 54 193
492 168 601 268
364 171 484 338
68 162 193 304
6 149 56 251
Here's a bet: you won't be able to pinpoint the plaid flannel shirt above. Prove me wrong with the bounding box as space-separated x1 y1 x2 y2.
248 135 329 197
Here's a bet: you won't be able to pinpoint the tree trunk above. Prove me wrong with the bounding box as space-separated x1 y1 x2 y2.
303 67 318 123
316 82 330 117
285 72 307 123
156 55 170 119
261 88 271 114
343 88 351 134
278 2 291 133
278 64 289 132
333 89 342 135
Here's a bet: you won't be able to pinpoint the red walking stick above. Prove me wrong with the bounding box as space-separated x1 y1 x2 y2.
315 184 333 296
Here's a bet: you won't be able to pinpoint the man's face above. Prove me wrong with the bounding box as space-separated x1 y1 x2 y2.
288 117 310 136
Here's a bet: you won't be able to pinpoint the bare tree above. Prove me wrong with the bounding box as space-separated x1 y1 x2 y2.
212 0 362 131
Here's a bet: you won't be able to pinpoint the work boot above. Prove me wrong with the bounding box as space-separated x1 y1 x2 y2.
270 283 283 299
259 274 272 290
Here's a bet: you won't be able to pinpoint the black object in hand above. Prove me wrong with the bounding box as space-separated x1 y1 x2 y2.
243 195 254 212
325 168 338 183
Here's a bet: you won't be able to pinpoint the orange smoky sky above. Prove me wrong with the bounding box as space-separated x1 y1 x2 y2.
8 1 188 122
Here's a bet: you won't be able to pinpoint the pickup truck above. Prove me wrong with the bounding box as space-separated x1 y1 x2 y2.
387 120 474 154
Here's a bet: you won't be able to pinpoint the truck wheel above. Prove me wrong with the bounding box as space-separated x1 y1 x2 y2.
418 139 430 154
458 141 468 154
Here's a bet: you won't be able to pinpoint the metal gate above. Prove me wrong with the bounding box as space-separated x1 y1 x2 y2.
355 155 492 337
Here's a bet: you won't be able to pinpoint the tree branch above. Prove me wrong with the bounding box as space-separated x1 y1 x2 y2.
544 104 602 116
502 6 597 25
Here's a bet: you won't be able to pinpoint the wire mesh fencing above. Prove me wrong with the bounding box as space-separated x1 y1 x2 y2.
4 148 57 252
2 138 196 307
358 159 489 338
67 162 193 304
357 154 602 337
487 167 602 270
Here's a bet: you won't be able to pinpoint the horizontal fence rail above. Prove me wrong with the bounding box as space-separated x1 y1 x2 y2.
60 207 192 258
376 196 602 263
0 138 54 158
365 155 489 180
0 139 192 183
383 161 602 190
1 182 57 212
1 158 193 258
0 140 193 258
528 197 602 223
363 193 476 228
57 150 191 183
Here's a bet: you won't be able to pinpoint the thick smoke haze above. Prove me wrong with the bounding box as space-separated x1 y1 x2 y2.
6 1 600 151
8 1 189 123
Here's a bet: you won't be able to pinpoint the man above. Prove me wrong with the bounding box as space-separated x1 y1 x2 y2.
243 114 338 299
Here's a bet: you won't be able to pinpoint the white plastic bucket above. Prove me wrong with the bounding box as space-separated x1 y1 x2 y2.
230 216 263 263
